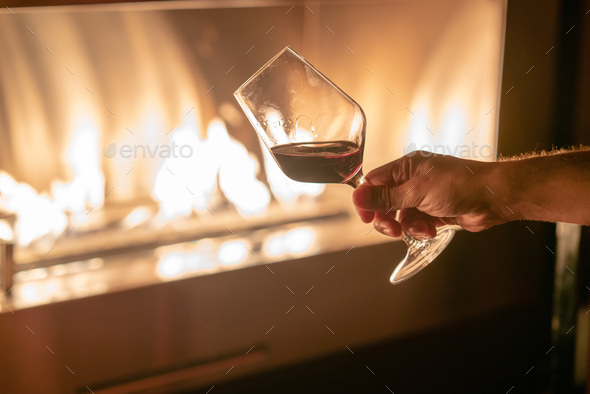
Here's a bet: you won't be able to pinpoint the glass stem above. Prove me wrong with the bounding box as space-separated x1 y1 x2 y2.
347 168 427 250
346 169 423 249
346 169 366 189
402 229 423 248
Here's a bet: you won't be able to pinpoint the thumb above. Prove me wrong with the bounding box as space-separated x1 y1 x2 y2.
352 184 420 212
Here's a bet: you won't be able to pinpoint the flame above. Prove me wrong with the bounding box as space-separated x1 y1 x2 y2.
52 114 105 213
215 121 271 217
0 114 105 246
0 171 68 246
0 220 13 242
1 112 325 247
153 118 274 219
152 116 214 220
0 9 330 255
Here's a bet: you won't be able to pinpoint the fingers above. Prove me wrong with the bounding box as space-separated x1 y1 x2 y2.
363 156 413 186
352 185 389 211
351 155 437 239
373 212 403 238
363 161 399 185
353 155 424 212
355 206 375 223
371 209 436 239
399 208 437 238
364 208 449 240
352 183 421 212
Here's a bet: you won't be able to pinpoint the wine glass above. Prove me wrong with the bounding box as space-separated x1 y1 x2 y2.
234 46 455 284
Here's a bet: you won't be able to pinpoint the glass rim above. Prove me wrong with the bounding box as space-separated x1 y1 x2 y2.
233 46 295 98
232 46 359 107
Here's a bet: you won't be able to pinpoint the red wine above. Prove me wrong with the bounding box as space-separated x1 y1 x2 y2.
270 141 363 184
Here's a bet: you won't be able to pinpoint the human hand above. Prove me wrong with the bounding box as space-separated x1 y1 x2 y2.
352 151 510 239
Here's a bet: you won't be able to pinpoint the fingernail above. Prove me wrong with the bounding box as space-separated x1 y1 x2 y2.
409 226 426 239
379 226 392 236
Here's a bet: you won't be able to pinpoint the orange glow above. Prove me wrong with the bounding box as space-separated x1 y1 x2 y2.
0 170 67 246
404 1 503 161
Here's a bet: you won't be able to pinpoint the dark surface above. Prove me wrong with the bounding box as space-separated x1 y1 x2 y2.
498 0 590 157
190 305 552 394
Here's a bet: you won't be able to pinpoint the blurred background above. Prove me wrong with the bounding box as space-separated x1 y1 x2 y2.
0 0 589 393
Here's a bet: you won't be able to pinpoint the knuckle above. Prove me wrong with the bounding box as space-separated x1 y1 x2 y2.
379 186 394 211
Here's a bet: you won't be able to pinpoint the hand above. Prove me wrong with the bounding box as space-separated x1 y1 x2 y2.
352 151 510 239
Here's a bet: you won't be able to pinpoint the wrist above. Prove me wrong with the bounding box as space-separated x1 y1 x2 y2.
491 152 590 224
479 160 525 223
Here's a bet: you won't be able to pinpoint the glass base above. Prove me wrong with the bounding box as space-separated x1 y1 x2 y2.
389 227 456 284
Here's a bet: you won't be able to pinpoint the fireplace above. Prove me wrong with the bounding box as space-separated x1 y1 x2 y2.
0 0 506 291
0 1 510 392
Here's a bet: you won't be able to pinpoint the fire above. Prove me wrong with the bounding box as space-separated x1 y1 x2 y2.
152 116 216 220
0 8 332 257
0 114 104 246
152 117 324 220
0 170 68 247
1 115 326 248
214 120 271 217
52 114 105 214
152 117 272 219
0 220 13 242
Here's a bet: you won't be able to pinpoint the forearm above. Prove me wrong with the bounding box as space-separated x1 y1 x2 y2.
488 150 590 225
